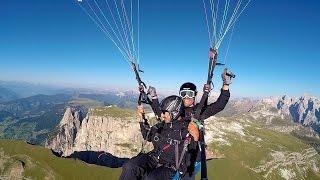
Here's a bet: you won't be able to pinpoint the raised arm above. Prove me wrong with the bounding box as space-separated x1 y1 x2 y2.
200 69 233 120
137 105 163 142
200 88 230 120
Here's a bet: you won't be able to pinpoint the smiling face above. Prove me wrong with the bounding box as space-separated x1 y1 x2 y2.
183 97 195 107
161 111 172 123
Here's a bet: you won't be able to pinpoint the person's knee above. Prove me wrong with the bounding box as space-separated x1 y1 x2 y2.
122 160 147 178
120 162 136 180
122 161 135 171
144 170 159 180
144 173 156 180
145 168 175 180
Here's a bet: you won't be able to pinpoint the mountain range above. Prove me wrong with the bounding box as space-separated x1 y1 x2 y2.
0 80 320 179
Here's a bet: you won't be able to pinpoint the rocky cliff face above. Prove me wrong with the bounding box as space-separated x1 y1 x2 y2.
45 107 84 156
223 95 320 133
46 106 146 158
277 95 320 127
263 95 320 132
73 114 143 158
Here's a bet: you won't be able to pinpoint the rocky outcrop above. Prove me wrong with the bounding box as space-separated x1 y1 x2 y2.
46 107 145 158
228 95 320 133
73 114 143 158
0 148 25 180
45 107 84 156
276 95 320 131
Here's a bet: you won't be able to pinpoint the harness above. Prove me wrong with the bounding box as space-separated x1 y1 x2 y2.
143 121 192 176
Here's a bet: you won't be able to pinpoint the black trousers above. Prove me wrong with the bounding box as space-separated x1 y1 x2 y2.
119 153 176 180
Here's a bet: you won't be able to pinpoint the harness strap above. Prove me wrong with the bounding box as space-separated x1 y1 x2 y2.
163 144 171 151
157 143 171 160
177 133 191 169
140 124 159 153
174 140 180 169
175 133 191 171
140 128 151 153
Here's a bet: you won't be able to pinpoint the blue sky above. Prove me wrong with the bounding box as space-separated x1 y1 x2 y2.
0 0 319 97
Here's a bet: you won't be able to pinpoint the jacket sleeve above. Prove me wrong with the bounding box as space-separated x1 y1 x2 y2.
200 89 230 120
139 121 151 141
139 121 162 142
151 98 162 118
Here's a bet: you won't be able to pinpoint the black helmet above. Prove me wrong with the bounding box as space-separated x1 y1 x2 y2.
160 95 183 120
180 82 197 92
179 82 197 98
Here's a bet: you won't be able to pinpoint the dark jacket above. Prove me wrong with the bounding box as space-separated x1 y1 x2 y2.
182 89 230 178
183 89 230 121
139 119 197 173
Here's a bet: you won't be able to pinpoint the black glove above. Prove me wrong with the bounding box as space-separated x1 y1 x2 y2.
203 84 211 93
138 85 144 92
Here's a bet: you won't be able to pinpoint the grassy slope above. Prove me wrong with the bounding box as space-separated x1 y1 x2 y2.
200 122 320 180
91 106 135 118
0 139 121 180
